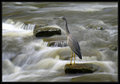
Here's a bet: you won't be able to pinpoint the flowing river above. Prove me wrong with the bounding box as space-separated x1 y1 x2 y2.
2 2 118 82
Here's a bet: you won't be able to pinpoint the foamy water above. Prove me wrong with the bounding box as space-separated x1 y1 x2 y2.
2 2 118 82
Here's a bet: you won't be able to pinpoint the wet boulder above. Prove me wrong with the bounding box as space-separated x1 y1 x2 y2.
33 25 61 37
64 63 99 74
108 45 117 51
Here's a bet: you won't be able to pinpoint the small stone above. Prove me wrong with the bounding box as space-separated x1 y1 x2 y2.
97 27 104 30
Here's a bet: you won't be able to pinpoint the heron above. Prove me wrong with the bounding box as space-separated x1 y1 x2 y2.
54 16 82 65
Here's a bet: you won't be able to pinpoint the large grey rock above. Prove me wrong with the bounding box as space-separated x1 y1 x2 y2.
33 25 61 37
64 63 99 74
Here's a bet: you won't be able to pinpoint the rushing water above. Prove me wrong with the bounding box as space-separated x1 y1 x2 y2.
2 2 118 82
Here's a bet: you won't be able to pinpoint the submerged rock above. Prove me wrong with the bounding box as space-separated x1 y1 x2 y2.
33 25 61 37
86 21 106 30
47 41 67 47
64 63 99 74
87 24 105 30
108 45 117 51
2 59 21 75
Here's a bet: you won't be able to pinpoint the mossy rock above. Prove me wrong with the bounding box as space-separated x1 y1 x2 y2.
86 24 105 30
33 25 61 37
64 63 99 74
108 45 117 51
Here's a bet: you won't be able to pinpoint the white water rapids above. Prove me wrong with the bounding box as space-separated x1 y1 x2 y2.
2 2 118 82
2 20 118 82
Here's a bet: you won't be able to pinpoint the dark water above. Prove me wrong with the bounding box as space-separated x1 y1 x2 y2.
2 2 118 82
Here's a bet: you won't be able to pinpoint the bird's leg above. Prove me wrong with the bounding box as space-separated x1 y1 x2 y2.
70 51 73 65
74 53 75 64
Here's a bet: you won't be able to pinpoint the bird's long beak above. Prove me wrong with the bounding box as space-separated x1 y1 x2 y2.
53 16 64 20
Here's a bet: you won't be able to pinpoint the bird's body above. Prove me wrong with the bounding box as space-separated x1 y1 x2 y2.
67 34 82 59
54 16 82 64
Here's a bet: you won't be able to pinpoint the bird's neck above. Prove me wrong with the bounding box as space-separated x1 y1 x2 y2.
64 19 70 35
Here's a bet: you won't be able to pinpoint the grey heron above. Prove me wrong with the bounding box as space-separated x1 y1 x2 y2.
54 16 82 65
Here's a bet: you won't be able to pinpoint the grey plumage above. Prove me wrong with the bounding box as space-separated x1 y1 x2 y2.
67 34 82 59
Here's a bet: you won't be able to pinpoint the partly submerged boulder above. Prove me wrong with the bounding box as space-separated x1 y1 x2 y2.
64 63 99 74
108 45 117 51
47 41 67 47
33 25 61 37
86 24 105 30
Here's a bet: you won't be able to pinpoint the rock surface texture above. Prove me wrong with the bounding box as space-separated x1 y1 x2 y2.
64 63 99 74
